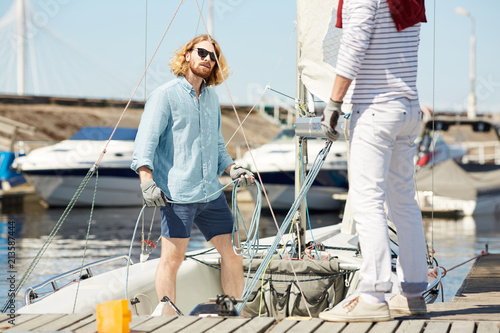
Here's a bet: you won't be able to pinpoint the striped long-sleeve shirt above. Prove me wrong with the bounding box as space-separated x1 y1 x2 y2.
336 0 421 104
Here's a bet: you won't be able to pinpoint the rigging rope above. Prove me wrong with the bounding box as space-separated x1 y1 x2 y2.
72 169 99 313
430 249 489 279
93 0 184 169
1 167 96 313
237 140 333 312
231 181 262 259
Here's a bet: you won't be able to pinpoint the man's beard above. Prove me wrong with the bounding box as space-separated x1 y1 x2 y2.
190 62 212 79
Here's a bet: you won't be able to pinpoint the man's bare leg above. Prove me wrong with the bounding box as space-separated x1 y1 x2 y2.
211 234 244 298
155 236 190 315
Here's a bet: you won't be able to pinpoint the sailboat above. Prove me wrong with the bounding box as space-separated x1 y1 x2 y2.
11 0 442 318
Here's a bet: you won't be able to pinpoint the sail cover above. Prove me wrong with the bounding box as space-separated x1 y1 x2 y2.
415 159 500 200
297 0 341 103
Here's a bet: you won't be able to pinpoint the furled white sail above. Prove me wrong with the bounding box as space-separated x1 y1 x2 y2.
297 0 342 103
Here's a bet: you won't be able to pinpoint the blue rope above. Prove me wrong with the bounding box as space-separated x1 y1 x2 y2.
237 140 333 312
299 142 321 259
231 180 262 292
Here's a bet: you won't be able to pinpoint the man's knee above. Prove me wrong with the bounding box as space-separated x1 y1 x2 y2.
160 252 185 270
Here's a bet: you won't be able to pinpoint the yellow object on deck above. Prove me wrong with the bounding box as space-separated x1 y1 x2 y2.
96 299 131 333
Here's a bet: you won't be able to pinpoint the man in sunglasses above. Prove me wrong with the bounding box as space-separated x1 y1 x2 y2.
132 34 254 315
319 0 428 323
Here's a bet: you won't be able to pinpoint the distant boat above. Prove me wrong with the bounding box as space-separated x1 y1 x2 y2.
235 128 349 211
416 116 500 216
12 127 142 207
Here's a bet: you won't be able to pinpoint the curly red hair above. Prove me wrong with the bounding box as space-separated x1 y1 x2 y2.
169 35 230 86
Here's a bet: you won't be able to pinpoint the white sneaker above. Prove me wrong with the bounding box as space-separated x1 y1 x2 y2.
319 296 391 322
388 293 427 315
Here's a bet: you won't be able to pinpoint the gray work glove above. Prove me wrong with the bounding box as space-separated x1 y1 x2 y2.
321 100 342 141
140 179 167 207
230 165 255 187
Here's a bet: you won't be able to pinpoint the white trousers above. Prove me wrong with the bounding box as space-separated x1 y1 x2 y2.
348 98 428 294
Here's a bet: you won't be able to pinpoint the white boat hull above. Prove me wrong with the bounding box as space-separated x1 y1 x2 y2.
17 225 441 316
417 191 500 216
17 257 223 315
18 226 365 316
13 131 142 207
24 173 142 207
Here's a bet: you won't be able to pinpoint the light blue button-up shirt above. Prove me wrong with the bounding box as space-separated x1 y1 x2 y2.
131 76 234 203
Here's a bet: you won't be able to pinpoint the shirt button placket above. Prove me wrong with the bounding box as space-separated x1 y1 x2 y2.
199 98 206 194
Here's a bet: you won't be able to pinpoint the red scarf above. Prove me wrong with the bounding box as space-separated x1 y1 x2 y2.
336 0 426 32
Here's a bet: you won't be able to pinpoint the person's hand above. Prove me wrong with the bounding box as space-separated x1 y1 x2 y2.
321 100 343 141
230 165 255 187
140 179 167 206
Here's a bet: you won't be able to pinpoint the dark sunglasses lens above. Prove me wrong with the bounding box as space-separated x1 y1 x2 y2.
197 48 216 62
197 48 208 58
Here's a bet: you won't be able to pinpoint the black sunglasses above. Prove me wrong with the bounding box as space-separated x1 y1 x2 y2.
195 48 217 62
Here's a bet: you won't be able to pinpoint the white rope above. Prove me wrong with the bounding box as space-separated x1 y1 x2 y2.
224 26 297 147
126 205 147 301
93 0 185 169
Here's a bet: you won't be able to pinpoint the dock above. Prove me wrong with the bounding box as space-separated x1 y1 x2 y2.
2 254 499 332
0 184 42 212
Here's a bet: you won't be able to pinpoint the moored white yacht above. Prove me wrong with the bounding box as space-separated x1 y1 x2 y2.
236 128 348 211
13 127 142 207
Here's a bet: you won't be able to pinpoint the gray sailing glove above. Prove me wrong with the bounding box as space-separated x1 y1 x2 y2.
230 165 255 187
321 100 342 141
140 179 167 207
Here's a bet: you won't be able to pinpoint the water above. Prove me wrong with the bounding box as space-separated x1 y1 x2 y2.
1 200 499 312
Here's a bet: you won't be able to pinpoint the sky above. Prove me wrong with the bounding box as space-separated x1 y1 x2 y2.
0 0 499 113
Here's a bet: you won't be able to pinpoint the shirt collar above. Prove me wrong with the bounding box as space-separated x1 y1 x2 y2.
179 76 207 96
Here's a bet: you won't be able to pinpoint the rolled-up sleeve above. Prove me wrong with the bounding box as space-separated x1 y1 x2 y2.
335 0 377 80
131 89 170 173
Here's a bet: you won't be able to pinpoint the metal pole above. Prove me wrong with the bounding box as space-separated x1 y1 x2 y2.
295 31 307 256
456 7 476 119
17 0 26 95
208 0 214 36
468 15 476 119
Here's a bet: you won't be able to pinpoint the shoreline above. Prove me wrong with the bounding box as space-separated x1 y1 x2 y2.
0 102 281 158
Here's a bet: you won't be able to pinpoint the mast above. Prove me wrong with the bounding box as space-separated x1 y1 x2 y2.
295 32 308 256
207 0 214 36
17 0 26 95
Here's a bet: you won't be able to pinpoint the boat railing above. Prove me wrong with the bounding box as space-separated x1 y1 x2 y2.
460 141 500 164
24 254 132 305
423 266 445 304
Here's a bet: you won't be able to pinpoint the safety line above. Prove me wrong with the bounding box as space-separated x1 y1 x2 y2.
72 169 99 313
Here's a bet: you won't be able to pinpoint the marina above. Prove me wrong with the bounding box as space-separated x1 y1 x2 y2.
0 254 499 332
1 0 500 331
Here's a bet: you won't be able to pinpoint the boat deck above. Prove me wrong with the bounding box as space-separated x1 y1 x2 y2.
3 254 499 333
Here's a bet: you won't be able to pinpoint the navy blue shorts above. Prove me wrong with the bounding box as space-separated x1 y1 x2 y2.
160 193 234 241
